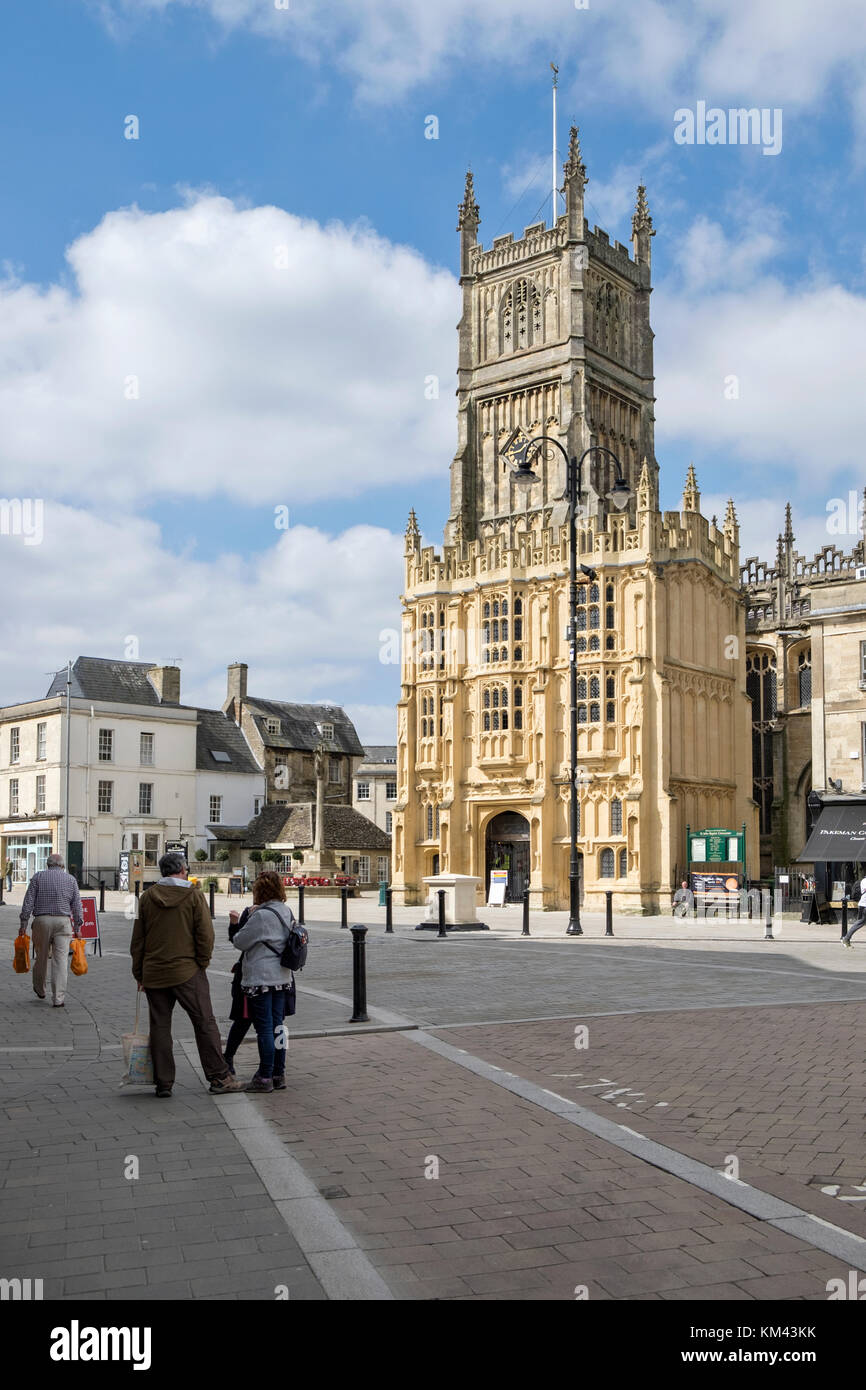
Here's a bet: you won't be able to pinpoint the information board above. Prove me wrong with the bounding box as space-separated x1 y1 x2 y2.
79 896 102 957
691 872 740 896
487 869 508 907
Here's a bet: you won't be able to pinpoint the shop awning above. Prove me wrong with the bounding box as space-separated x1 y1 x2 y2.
797 803 866 862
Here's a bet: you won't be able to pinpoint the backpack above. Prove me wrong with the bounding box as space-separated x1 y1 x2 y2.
258 905 309 971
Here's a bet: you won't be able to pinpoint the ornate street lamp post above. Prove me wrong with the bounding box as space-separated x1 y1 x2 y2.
506 432 632 934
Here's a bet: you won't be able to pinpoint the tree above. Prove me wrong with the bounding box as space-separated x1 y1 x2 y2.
216 848 231 864
194 849 208 862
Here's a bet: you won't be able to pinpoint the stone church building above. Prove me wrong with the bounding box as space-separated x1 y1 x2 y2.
742 500 866 879
391 131 758 913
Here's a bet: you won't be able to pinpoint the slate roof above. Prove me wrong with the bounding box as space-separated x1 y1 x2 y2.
195 708 261 774
243 802 390 851
46 657 169 706
358 745 397 768
204 825 249 842
245 699 364 756
242 804 298 850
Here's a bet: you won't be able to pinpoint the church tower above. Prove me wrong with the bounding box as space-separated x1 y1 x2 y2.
391 135 758 914
447 131 657 547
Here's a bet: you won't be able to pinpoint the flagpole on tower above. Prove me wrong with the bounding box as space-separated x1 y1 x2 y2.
551 63 559 226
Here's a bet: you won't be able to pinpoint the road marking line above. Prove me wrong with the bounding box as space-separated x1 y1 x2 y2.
179 1042 393 1301
404 1029 866 1273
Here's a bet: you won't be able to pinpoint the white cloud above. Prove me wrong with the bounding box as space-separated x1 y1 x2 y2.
674 213 781 292
102 0 866 133
700 493 838 569
0 194 457 507
0 505 404 735
654 221 866 492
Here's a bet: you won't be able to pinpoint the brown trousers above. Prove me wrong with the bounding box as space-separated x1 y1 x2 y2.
144 969 229 1088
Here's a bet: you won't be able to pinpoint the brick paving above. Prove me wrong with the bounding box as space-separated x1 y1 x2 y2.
435 1004 866 1231
252 1031 849 1300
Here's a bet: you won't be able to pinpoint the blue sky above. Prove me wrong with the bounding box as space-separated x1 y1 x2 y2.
1 0 864 735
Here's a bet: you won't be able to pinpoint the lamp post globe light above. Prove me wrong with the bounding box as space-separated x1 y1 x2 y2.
506 431 632 934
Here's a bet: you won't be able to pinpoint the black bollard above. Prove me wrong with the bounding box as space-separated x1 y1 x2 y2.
134 880 140 902
605 890 614 937
297 883 305 926
522 892 530 936
99 880 105 913
841 896 849 941
385 887 393 934
208 881 215 917
349 925 370 1023
0 876 4 906
437 888 447 938
341 886 349 928
763 889 774 941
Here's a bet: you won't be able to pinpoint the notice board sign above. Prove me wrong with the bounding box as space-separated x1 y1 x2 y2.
691 872 740 896
118 851 130 892
80 896 102 957
487 869 508 906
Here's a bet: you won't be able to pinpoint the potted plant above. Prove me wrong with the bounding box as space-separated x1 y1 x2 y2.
216 848 231 866
249 850 263 875
194 849 208 863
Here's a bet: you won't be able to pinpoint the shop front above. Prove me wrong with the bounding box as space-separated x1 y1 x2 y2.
2 821 55 881
796 795 866 921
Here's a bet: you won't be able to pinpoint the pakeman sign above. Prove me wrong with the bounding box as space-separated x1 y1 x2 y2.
50 1320 152 1370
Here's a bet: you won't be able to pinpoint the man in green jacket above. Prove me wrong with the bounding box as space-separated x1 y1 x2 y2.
131 852 241 1098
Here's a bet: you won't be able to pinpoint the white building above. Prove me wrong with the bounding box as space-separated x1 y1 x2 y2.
352 745 398 835
0 658 263 885
194 707 265 856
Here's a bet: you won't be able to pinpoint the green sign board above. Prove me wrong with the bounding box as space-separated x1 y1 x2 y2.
688 827 745 866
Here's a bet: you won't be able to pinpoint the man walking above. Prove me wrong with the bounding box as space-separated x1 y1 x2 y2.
130 851 241 1097
20 852 83 1006
842 872 866 947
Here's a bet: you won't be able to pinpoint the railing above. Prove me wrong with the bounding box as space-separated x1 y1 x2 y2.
774 866 811 914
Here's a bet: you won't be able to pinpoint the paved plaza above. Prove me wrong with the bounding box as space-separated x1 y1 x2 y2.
2 887 866 1300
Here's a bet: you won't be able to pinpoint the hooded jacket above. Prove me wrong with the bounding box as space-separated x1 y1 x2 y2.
130 881 215 988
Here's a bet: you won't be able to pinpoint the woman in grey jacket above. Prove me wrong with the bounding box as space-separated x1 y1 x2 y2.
231 872 296 1092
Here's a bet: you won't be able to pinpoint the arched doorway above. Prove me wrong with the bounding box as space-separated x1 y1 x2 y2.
485 811 530 903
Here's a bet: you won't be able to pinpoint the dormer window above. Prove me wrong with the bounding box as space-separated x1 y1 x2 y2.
266 718 281 736
321 722 335 742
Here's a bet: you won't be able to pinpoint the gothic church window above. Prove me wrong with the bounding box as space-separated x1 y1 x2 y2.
610 798 622 835
797 648 812 708
499 279 541 354
746 650 778 835
600 848 615 878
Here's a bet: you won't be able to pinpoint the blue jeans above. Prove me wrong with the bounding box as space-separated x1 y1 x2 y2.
247 990 288 1079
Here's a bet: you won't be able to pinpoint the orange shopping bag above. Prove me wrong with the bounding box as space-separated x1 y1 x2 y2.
13 931 30 974
69 938 88 976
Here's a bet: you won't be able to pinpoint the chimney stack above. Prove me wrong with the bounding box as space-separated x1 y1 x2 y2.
226 662 248 712
148 665 181 704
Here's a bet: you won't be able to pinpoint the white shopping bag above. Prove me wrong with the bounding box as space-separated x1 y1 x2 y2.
121 988 154 1085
